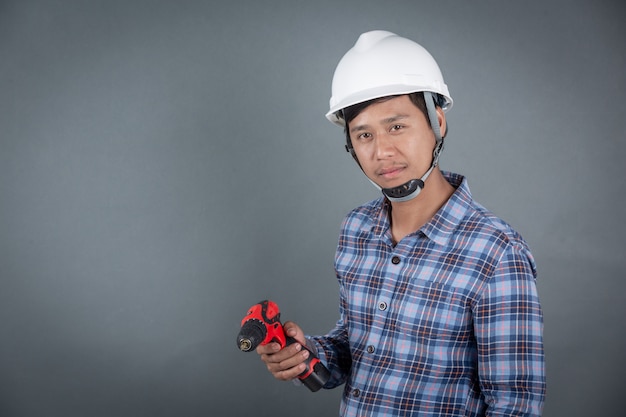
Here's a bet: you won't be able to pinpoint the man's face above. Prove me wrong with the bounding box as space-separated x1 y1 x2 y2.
347 95 445 190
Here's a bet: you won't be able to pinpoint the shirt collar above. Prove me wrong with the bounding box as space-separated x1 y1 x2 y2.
421 171 471 246
369 171 472 246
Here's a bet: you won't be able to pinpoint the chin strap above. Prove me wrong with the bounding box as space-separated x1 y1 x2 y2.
381 165 434 202
380 91 444 202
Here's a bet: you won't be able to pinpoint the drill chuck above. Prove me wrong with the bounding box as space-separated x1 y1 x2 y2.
237 319 265 352
238 339 252 352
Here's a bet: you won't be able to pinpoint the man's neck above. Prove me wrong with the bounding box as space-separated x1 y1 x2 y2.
389 169 455 245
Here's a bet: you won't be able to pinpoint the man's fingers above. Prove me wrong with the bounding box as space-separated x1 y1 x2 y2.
256 342 281 356
267 349 310 380
253 321 311 383
282 321 302 340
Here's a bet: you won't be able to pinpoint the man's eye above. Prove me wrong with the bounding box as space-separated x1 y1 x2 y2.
391 124 403 131
357 133 372 141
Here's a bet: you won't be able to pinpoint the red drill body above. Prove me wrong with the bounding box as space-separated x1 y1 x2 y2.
236 300 330 392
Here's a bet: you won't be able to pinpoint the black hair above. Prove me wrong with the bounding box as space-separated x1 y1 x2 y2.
341 92 428 127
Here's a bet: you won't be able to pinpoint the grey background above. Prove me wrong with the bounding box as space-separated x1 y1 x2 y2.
1 0 624 416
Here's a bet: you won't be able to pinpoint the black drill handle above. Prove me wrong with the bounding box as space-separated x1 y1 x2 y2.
285 336 331 392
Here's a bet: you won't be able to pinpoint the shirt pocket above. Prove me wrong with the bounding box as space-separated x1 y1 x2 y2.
394 278 470 343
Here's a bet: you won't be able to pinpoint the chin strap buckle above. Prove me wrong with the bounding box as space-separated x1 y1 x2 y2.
432 139 444 167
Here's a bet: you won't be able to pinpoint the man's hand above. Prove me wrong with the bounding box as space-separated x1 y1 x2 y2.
256 321 310 381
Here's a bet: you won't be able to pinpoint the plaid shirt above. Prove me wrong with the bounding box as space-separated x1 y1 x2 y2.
310 172 545 416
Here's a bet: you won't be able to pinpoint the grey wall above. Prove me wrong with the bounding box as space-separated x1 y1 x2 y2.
1 0 624 416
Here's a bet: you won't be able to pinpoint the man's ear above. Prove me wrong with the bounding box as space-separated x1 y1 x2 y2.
436 107 447 138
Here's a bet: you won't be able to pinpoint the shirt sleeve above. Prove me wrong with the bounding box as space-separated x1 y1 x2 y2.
473 243 546 416
307 285 352 389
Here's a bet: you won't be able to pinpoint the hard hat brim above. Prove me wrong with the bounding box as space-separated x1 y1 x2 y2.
325 86 453 127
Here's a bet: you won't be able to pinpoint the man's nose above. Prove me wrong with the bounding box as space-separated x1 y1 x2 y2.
374 132 395 159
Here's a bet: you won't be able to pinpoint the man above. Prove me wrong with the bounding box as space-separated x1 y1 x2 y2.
257 30 546 416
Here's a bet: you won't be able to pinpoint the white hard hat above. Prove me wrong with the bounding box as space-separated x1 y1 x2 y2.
326 30 453 127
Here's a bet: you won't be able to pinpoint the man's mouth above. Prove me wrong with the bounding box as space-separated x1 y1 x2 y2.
377 165 405 179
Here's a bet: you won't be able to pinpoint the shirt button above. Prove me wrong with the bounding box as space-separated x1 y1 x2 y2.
378 301 387 311
367 345 375 354
352 389 361 397
391 256 401 264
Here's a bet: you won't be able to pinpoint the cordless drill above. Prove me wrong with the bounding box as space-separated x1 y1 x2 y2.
236 300 330 392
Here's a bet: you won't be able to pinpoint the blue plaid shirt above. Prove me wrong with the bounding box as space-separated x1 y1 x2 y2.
310 172 545 416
